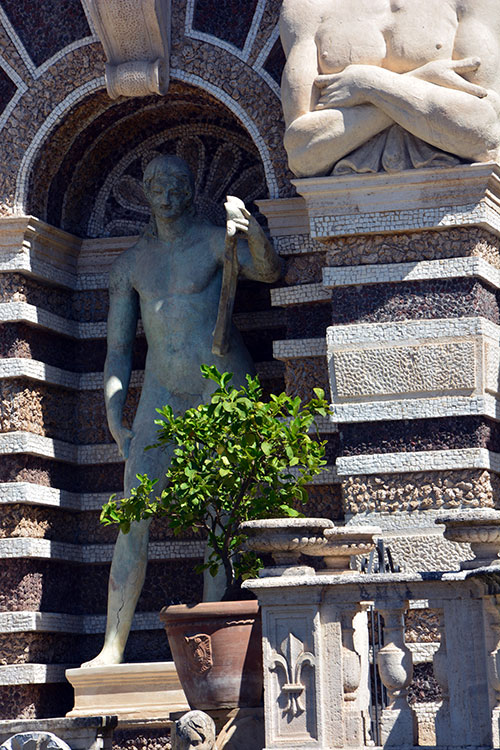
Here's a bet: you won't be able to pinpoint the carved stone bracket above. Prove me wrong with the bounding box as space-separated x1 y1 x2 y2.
82 0 171 98
271 632 315 718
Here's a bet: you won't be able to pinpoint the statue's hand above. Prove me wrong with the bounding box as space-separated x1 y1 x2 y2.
407 57 487 98
111 425 134 459
315 65 378 109
225 195 255 237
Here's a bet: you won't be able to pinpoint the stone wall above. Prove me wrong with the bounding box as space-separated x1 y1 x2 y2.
0 0 306 719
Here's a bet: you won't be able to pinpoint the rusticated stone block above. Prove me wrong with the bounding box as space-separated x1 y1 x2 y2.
112 727 171 750
405 608 440 644
342 468 500 515
330 277 500 327
407 664 442 705
300 484 343 522
333 341 476 399
0 558 203 615
0 456 124 493
0 380 77 441
0 629 170 667
325 227 500 268
0 632 80 666
286 303 332 339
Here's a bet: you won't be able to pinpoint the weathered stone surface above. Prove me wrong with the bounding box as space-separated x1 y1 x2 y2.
285 357 330 400
325 227 500 268
342 469 500 515
333 342 476 399
280 1 500 176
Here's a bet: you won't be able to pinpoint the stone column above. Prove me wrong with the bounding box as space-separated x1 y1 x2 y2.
431 608 451 747
261 164 500 573
375 601 416 748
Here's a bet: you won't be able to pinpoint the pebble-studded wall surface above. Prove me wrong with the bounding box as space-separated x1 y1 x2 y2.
0 0 345 722
2 0 495 728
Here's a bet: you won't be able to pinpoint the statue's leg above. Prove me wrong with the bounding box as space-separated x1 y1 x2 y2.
81 417 170 667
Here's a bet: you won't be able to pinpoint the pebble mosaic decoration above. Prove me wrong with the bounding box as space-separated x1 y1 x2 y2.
0 64 16 116
0 0 90 68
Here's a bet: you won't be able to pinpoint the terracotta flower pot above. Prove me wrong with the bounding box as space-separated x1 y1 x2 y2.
160 600 262 710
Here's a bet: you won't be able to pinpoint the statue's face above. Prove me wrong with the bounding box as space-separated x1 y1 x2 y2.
146 170 192 220
177 725 212 750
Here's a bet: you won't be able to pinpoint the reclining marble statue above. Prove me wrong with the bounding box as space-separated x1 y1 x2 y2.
280 0 500 176
83 155 281 666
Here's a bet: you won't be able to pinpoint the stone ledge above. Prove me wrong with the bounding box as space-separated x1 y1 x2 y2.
337 447 500 476
271 282 330 307
0 611 162 635
328 315 500 347
273 337 326 360
293 163 500 239
0 360 143 392
0 663 69 685
0 537 205 563
323 256 500 289
0 432 121 464
0 216 134 288
334 394 500 423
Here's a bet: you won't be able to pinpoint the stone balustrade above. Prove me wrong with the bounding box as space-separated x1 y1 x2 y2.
244 514 500 750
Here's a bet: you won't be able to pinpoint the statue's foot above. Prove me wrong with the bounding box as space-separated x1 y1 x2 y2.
80 645 123 668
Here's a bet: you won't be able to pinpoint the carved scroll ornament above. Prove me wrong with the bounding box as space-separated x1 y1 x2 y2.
82 0 170 98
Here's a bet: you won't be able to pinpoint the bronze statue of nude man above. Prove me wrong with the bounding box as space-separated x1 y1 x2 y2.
83 156 281 667
280 0 500 176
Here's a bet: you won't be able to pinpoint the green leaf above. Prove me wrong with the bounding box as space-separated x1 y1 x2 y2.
261 441 272 456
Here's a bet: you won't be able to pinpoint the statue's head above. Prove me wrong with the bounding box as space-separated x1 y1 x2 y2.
143 155 195 222
171 710 216 750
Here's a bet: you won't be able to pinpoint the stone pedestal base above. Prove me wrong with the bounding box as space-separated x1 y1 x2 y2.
65 662 188 720
380 705 417 748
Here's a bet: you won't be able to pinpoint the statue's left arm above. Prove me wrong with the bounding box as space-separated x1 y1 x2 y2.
225 200 282 283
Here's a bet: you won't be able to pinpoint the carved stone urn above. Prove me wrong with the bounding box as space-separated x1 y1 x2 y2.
240 518 334 575
160 600 262 710
436 510 500 570
302 526 381 573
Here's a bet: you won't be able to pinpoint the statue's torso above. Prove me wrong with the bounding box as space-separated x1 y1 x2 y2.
315 0 493 81
128 226 253 395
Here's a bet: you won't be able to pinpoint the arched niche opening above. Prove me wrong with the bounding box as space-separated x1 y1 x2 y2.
27 81 269 238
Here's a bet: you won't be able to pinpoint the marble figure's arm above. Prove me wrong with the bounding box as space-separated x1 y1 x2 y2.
313 60 500 163
225 199 281 283
104 258 139 459
281 38 392 176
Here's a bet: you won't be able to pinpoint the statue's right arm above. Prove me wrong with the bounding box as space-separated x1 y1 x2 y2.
104 256 139 459
280 0 392 176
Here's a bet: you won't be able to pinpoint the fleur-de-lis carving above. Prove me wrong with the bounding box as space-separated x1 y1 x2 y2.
271 632 315 717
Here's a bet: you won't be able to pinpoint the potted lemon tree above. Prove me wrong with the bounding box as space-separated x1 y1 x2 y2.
101 365 329 709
